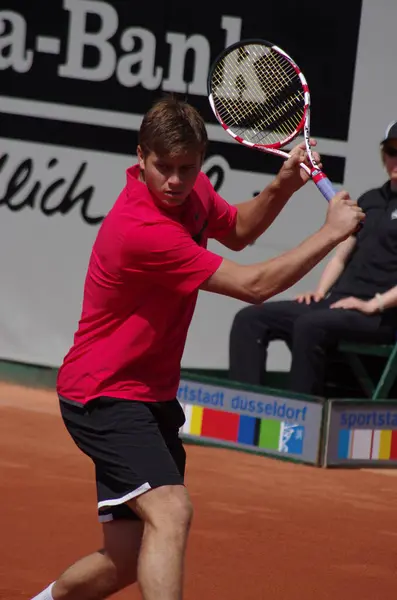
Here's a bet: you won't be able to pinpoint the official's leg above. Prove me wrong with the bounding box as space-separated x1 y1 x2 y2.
289 307 396 396
229 300 312 385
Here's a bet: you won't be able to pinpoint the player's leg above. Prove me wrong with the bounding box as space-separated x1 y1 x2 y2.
289 305 396 396
127 399 191 600
92 397 190 600
48 486 193 600
47 519 143 600
31 397 188 600
229 300 311 385
128 484 192 600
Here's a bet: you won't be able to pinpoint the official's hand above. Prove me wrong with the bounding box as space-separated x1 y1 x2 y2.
295 291 325 305
330 296 377 314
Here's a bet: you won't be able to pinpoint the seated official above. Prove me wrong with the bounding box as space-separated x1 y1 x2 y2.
229 121 397 397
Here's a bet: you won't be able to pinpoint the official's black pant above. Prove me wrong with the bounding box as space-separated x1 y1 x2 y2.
229 294 397 396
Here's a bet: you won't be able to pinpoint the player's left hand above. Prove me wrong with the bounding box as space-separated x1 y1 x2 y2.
330 296 377 315
277 139 322 193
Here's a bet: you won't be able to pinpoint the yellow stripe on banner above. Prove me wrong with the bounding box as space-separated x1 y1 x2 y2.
190 406 204 436
379 430 392 460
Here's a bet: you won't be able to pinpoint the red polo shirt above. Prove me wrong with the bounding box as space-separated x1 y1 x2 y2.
56 165 237 404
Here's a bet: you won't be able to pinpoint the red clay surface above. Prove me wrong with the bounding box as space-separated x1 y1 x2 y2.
1 382 397 600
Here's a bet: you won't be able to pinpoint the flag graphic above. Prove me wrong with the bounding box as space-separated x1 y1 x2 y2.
338 429 397 460
179 403 305 456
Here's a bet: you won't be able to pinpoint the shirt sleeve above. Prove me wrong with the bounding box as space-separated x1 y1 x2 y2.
200 173 237 241
122 220 223 295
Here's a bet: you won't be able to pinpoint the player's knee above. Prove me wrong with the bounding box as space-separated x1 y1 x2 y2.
136 486 193 534
160 488 193 534
172 491 193 530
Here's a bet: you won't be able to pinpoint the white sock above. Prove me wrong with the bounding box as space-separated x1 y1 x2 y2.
30 582 55 600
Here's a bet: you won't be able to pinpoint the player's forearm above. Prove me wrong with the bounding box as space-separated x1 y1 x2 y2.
239 225 342 303
233 176 296 247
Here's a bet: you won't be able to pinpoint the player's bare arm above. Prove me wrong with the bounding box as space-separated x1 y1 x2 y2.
202 192 364 303
220 141 320 251
209 38 345 253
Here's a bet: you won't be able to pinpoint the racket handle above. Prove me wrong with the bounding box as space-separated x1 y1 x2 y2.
312 171 337 202
313 169 363 232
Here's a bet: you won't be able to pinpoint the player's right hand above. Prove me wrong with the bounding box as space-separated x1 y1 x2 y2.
324 191 365 240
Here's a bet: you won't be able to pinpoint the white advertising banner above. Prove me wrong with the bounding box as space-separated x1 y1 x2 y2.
1 0 394 371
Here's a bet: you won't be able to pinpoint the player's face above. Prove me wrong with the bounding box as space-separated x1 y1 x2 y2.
383 141 397 185
138 147 202 207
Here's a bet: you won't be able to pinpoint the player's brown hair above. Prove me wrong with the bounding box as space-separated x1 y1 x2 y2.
138 95 208 158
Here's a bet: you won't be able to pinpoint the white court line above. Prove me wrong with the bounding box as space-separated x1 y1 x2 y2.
0 95 348 157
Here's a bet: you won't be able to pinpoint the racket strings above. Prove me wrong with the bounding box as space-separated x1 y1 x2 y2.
210 44 305 145
211 46 280 137
212 48 302 140
252 56 301 139
260 52 304 131
216 51 303 143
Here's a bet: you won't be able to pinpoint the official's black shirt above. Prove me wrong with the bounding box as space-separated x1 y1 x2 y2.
332 182 397 300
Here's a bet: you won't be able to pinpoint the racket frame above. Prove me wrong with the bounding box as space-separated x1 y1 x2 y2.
207 39 336 200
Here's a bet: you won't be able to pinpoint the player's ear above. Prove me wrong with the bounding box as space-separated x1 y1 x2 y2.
137 145 145 170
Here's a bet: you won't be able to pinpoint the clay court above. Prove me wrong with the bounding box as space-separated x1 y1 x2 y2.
1 382 396 600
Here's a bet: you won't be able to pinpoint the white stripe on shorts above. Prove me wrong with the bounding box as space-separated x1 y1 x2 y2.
97 481 152 510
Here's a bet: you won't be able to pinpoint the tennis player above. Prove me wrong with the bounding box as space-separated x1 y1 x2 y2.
31 95 364 600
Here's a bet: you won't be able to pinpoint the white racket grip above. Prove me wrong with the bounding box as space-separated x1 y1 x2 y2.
312 170 336 202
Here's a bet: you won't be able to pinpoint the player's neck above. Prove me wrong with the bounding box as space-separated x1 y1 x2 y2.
390 180 397 193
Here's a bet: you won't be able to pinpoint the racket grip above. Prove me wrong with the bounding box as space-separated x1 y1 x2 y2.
312 171 337 202
313 171 362 231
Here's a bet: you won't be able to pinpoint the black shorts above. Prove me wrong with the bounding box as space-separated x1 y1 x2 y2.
59 396 186 522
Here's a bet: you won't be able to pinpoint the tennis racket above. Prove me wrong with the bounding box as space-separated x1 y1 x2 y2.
207 39 336 202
